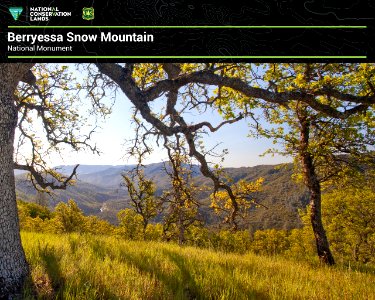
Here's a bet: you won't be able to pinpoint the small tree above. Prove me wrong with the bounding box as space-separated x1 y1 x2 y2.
251 229 290 256
160 137 203 245
117 208 144 240
53 199 86 233
122 166 160 237
210 178 264 229
17 200 52 232
323 185 375 264
84 216 115 235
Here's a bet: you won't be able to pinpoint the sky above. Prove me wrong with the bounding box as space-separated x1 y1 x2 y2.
17 65 291 168
46 95 291 168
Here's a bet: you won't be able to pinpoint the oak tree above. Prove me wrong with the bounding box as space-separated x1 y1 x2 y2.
230 63 375 264
160 137 203 245
1 63 374 296
0 63 106 297
122 165 160 237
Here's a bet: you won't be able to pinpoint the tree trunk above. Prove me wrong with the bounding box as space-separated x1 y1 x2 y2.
299 111 335 265
178 212 185 245
306 169 335 265
0 64 32 299
142 220 148 240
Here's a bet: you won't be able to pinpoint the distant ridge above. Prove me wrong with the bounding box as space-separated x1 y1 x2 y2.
15 162 309 230
54 164 134 175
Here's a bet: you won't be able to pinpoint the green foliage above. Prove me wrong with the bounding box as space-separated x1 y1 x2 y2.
116 208 144 240
17 200 54 233
185 226 211 249
285 228 316 261
84 215 116 235
53 199 86 233
322 186 375 264
281 184 375 265
210 178 264 226
18 200 52 221
18 199 116 235
19 216 46 233
251 229 290 256
144 223 163 241
122 167 160 234
214 230 252 254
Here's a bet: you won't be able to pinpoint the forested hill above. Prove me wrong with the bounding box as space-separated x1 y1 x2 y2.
15 163 309 230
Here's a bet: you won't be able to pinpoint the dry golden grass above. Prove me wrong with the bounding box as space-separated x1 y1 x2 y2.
21 232 375 299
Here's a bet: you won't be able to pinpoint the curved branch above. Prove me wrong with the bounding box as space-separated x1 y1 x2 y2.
95 63 374 229
188 114 244 133
14 163 79 190
98 63 373 119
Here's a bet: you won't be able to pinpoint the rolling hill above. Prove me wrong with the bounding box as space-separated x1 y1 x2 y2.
15 162 309 230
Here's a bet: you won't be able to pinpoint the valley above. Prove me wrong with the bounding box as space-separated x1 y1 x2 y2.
16 162 309 230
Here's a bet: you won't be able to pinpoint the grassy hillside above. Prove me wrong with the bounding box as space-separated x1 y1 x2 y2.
22 232 375 299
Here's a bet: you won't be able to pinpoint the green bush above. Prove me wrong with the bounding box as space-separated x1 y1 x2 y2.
251 229 290 256
116 208 144 240
323 186 375 264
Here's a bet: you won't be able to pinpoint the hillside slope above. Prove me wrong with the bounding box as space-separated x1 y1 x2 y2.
16 163 309 230
21 232 375 300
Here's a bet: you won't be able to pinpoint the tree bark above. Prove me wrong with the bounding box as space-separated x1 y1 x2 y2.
177 210 185 246
0 64 33 299
299 112 335 265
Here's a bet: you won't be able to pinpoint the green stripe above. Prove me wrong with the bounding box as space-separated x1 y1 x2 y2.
8 25 367 29
7 56 367 59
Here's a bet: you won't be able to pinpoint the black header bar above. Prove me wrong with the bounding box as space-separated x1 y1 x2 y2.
1 0 374 62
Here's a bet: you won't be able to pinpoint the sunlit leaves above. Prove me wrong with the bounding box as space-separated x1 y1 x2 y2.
322 185 375 264
236 64 375 185
210 178 264 222
132 63 165 89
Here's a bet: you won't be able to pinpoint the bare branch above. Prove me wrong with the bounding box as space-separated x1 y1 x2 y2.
14 163 79 191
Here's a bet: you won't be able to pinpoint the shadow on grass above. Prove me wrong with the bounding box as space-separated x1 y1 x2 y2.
100 243 269 300
37 245 118 300
161 248 269 300
338 261 375 275
21 274 41 300
39 245 65 294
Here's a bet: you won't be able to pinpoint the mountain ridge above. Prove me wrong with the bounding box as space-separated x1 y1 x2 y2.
15 162 309 230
